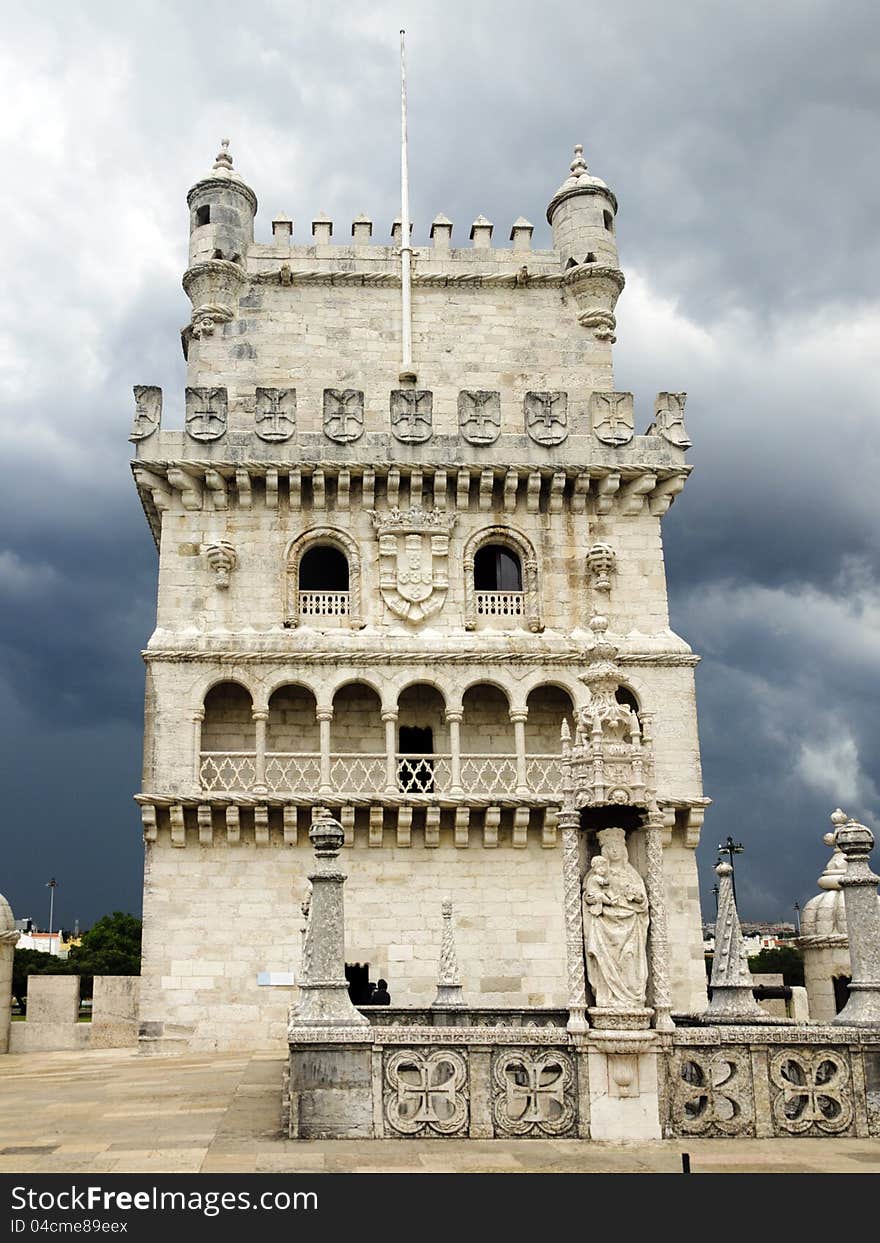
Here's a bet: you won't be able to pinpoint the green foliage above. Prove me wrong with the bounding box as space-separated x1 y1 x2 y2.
68 912 142 978
748 945 805 987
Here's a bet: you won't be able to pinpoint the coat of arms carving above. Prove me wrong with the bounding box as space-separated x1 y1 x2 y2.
524 391 568 445
185 387 228 441
323 389 364 443
590 391 634 446
458 390 501 445
390 390 433 443
370 507 457 623
254 387 296 441
650 392 690 448
130 385 162 441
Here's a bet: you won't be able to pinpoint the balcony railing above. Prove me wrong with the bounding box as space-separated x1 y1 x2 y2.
475 590 525 618
199 751 563 798
299 590 350 618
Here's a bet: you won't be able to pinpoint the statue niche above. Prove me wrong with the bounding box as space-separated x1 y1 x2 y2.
582 826 649 1014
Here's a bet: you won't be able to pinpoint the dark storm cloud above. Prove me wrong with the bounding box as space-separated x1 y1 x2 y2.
1 0 878 927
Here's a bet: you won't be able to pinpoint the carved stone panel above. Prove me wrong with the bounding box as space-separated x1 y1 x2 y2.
590 392 633 446
383 1048 469 1137
651 392 690 448
130 386 162 441
255 388 296 441
391 390 433 443
458 390 501 445
370 508 456 624
185 387 227 442
491 1048 577 1137
670 1048 756 1137
323 389 364 443
524 391 568 445
768 1048 855 1136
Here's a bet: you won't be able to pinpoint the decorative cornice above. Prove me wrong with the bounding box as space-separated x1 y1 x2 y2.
140 645 700 668
250 268 565 289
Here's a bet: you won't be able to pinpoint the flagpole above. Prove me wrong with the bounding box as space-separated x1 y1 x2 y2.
399 29 415 380
47 877 56 953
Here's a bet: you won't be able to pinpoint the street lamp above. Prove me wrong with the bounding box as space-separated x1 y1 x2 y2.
46 878 57 953
717 836 744 906
793 901 801 935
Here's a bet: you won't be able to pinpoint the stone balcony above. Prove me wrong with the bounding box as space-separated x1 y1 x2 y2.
199 750 563 799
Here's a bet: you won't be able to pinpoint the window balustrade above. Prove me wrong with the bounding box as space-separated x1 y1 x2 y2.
299 589 351 617
475 590 525 617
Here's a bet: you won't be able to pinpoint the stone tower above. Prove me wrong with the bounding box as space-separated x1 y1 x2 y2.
131 141 708 1052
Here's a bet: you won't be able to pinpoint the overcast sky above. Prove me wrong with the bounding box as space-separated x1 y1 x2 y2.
1 0 878 931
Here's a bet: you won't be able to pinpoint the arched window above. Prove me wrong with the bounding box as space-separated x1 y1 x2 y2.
286 528 362 627
474 544 522 592
299 544 349 592
463 527 542 633
615 687 640 714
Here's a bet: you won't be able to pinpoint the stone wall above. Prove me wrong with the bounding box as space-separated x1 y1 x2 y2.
8 975 139 1054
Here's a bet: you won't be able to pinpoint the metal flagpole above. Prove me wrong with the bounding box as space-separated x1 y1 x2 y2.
399 29 415 380
46 877 57 952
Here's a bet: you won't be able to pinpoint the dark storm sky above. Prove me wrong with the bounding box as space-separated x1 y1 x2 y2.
1 0 878 930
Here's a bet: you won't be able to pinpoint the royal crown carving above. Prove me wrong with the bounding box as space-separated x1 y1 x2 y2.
370 507 457 624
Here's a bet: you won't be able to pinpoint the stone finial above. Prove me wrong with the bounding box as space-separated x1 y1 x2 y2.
706 861 767 1021
213 139 234 172
390 218 413 244
272 215 293 240
204 539 237 589
831 812 880 1027
312 213 333 244
432 897 465 1008
509 216 534 252
430 213 453 249
469 214 494 247
351 214 373 241
801 812 849 940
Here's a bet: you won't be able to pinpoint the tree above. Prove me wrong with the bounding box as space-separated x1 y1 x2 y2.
748 944 805 987
68 912 142 978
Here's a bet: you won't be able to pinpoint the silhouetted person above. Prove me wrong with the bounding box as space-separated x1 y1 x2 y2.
371 978 391 1005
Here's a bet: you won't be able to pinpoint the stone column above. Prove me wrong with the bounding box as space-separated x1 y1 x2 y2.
289 809 368 1028
833 813 880 1027
560 808 588 1032
644 810 675 1032
446 709 464 795
510 709 530 798
0 893 19 1055
192 708 205 786
317 707 333 796
382 710 398 795
252 708 269 794
432 897 465 1007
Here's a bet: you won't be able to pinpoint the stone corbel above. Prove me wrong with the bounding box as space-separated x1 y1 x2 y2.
618 474 657 516
594 473 620 515
167 467 204 512
204 539 237 589
586 542 616 593
685 806 705 849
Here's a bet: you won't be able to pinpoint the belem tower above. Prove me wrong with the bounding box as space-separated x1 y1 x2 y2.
130 140 880 1141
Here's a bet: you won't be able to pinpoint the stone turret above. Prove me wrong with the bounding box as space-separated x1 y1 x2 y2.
547 144 619 269
187 139 257 267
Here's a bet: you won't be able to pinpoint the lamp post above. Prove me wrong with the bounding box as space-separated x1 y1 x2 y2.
793 901 801 935
46 878 57 954
717 836 744 906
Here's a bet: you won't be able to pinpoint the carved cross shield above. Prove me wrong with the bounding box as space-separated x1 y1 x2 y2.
371 508 456 624
652 392 690 448
458 390 501 445
591 392 634 446
185 387 227 441
130 385 162 441
390 390 433 443
255 388 296 441
525 391 568 445
323 389 364 443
